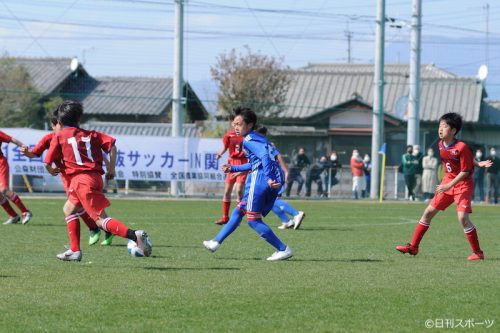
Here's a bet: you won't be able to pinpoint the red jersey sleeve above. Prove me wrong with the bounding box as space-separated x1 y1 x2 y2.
0 130 12 143
32 132 54 157
222 131 230 149
460 143 474 173
95 131 116 153
44 133 62 164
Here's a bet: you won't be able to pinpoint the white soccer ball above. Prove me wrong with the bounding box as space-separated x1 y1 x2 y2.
127 240 144 257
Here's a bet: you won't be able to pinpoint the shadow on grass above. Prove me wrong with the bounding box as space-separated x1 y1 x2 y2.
298 227 353 232
145 266 240 272
292 258 385 263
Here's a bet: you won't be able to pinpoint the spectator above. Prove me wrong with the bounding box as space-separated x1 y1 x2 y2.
362 154 371 198
413 145 424 200
485 147 499 204
324 151 341 189
350 149 365 199
402 145 418 201
422 148 438 201
473 149 485 203
285 147 310 197
305 156 328 197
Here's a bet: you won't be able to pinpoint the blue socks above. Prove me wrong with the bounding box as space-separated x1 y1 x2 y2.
247 219 286 251
272 199 299 223
214 208 244 243
277 199 298 216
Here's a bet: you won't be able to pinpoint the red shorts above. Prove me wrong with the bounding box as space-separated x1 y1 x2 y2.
225 171 248 185
60 173 71 195
0 156 9 190
430 189 473 213
67 172 110 220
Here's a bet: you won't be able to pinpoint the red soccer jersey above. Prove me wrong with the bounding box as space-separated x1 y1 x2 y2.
0 130 12 158
44 127 116 175
33 132 65 170
438 139 474 194
223 129 247 164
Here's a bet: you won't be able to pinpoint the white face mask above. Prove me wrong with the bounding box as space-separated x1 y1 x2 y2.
476 152 482 159
352 152 359 158
413 149 420 156
364 156 370 163
491 150 497 157
330 154 337 161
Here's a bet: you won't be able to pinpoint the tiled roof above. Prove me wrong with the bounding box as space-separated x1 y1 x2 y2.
11 57 77 94
82 121 201 137
280 64 483 122
81 76 172 116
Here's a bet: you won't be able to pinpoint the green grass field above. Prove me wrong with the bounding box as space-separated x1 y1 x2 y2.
0 198 498 333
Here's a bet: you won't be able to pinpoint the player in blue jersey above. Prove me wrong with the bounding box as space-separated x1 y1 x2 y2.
203 107 293 261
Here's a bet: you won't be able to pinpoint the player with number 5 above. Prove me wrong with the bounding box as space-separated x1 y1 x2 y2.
44 100 152 261
396 113 486 260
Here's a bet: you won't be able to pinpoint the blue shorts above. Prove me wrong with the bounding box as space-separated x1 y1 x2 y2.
238 169 280 220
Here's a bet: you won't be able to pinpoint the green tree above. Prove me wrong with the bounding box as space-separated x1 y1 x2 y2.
0 58 40 127
210 46 291 119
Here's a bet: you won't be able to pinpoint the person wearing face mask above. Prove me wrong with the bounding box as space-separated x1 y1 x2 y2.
473 149 486 203
350 149 365 199
362 154 372 198
402 145 418 201
413 145 424 200
485 147 499 204
324 151 341 190
422 148 438 201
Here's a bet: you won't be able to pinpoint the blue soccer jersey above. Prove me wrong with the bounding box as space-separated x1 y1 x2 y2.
230 131 284 217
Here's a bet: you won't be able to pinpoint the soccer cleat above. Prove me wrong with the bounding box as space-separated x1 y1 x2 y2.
135 230 152 257
214 217 229 225
3 216 20 225
396 243 419 256
467 251 484 261
293 211 305 230
101 233 114 246
88 229 101 245
21 211 33 225
56 249 82 261
203 240 221 253
267 246 293 261
278 220 294 230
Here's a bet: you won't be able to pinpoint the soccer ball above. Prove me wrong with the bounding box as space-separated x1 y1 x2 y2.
127 240 144 257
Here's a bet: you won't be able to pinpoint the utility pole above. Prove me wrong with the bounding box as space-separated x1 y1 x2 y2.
484 3 490 65
407 0 422 146
370 0 385 199
171 0 184 196
345 22 353 64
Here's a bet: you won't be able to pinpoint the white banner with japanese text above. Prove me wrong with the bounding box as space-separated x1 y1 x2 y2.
0 128 227 182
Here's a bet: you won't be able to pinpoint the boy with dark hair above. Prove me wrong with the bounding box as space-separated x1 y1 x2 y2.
0 129 32 225
44 100 152 261
396 112 484 260
22 111 112 245
213 110 248 225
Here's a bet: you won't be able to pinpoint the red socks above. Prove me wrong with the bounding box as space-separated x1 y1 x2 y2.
101 217 129 238
76 210 99 230
410 221 430 247
8 192 28 213
1 197 17 217
65 214 81 252
464 225 482 253
222 200 231 219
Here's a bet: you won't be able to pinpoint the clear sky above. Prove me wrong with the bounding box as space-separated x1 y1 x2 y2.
1 0 499 103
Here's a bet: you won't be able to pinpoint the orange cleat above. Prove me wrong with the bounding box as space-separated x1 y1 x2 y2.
396 243 419 256
467 251 484 261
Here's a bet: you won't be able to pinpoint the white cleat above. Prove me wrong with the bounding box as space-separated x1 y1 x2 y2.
267 246 293 261
56 249 82 261
21 211 33 225
3 216 20 225
293 211 305 230
135 230 152 257
278 220 295 230
203 240 221 253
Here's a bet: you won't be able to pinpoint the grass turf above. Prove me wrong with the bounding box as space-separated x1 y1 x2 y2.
0 198 498 333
